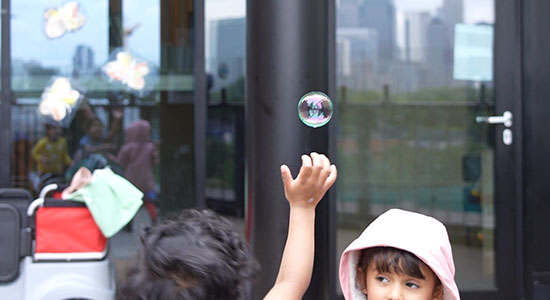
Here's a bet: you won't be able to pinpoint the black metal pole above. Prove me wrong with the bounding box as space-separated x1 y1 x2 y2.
0 0 11 188
247 0 332 298
108 0 123 52
193 0 206 209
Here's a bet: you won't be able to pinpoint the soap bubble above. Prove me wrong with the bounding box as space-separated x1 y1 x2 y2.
298 91 333 128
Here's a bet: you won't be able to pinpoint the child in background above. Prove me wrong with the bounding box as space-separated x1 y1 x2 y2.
110 119 159 223
339 209 460 300
31 123 72 176
77 108 122 160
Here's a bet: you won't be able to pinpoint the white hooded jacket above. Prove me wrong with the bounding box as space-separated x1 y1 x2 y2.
338 208 460 300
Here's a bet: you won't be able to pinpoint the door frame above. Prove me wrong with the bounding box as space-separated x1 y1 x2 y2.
0 0 11 188
489 0 524 298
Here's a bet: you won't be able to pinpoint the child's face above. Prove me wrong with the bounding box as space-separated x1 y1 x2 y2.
45 125 60 141
88 120 103 140
358 263 442 300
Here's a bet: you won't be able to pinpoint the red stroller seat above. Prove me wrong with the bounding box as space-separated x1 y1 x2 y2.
34 199 107 259
30 184 108 261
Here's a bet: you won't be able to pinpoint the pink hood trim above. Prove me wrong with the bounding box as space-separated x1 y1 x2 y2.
338 208 460 300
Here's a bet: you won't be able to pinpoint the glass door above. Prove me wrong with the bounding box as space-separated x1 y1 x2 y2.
334 0 520 298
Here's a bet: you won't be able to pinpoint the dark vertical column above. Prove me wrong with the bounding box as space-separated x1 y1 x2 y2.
109 0 123 52
108 0 123 147
247 0 333 299
522 0 550 299
0 0 11 187
494 0 524 299
193 0 206 209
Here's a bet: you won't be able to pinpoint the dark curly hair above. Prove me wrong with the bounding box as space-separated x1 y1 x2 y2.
117 209 259 300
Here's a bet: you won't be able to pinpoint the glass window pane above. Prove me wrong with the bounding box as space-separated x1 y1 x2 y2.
336 0 495 294
9 0 196 291
205 0 246 226
206 1 246 104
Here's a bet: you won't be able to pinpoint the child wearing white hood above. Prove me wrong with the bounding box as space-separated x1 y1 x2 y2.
339 209 461 300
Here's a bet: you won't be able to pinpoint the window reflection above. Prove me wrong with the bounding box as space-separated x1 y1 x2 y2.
337 0 494 103
205 0 246 220
9 0 195 287
336 0 496 293
12 1 108 94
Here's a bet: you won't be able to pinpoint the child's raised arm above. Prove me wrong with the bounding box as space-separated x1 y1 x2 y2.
263 152 337 300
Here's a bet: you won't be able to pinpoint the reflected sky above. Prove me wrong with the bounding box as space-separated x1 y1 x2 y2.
12 0 489 70
12 0 245 69
12 1 108 67
393 0 493 24
12 0 160 68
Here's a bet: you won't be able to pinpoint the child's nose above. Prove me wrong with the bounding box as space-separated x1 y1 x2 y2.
387 284 404 300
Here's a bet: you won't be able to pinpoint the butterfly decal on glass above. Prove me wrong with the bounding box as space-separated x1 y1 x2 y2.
39 77 81 123
102 50 150 91
44 1 86 39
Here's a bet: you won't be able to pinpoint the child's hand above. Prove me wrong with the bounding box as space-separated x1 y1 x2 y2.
280 152 337 209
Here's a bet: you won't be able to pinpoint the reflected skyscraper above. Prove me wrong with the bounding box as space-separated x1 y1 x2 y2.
337 28 378 91
337 0 360 28
72 45 95 77
403 11 430 63
359 0 397 68
438 0 464 37
426 18 452 87
438 0 463 55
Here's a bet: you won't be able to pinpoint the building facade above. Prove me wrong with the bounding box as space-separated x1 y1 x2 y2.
0 0 549 299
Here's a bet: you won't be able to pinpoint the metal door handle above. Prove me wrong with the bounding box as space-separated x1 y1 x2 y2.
476 111 512 127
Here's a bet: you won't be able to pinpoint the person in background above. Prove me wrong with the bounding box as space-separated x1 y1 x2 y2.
76 107 122 161
109 119 159 224
31 123 72 177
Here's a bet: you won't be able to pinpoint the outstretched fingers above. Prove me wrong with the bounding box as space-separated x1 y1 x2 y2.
296 154 313 184
280 164 293 190
323 164 338 192
309 152 323 181
316 154 331 186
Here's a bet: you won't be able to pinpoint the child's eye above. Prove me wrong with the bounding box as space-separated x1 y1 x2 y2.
376 276 389 283
405 282 420 289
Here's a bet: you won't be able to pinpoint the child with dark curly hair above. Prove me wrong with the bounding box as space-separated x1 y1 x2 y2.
117 209 259 300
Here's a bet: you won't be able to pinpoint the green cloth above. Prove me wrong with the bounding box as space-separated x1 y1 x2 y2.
65 168 143 238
